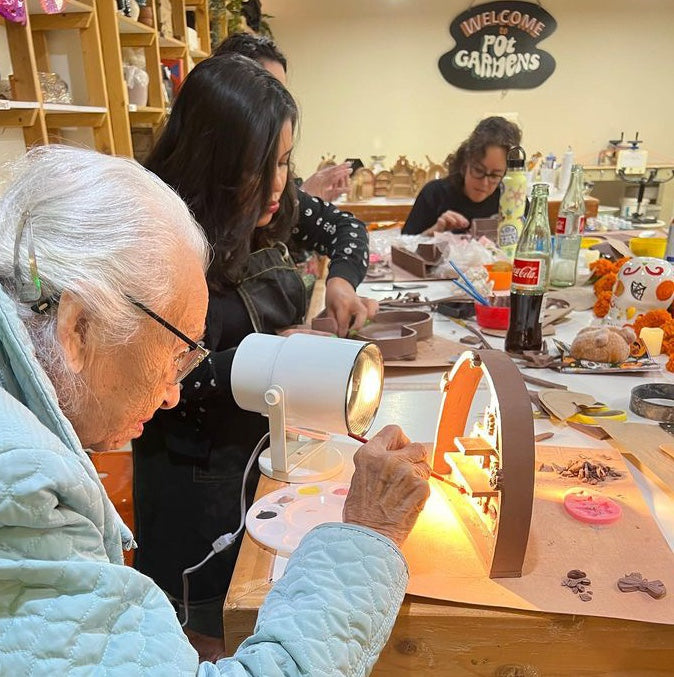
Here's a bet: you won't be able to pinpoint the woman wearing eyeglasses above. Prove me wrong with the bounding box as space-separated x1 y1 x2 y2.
0 145 430 675
402 116 522 235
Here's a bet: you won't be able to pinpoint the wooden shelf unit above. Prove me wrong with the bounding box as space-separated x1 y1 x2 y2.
1 0 115 152
97 0 211 159
1 0 211 158
185 0 210 63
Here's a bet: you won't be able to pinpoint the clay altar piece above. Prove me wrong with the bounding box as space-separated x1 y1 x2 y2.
390 242 452 279
432 350 535 578
312 310 433 360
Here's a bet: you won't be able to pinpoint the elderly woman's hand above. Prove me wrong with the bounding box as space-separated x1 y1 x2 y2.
325 277 379 337
343 425 431 547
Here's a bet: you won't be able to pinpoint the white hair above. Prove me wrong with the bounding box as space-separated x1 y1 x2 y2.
0 145 210 414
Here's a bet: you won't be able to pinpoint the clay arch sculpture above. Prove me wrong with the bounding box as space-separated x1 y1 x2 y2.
433 349 535 578
312 310 433 360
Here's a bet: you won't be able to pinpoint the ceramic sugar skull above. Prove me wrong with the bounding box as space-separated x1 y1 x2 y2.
608 257 674 322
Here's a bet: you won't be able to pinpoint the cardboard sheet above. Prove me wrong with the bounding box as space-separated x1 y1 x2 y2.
600 420 674 499
404 445 674 624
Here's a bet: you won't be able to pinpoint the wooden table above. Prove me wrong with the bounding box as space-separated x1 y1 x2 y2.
336 196 599 233
223 280 674 675
338 198 414 223
223 476 674 676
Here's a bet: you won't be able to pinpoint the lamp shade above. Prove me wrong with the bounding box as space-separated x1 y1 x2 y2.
231 333 383 436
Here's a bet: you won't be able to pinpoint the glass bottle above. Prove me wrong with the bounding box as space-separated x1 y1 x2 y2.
550 165 586 287
497 146 528 261
504 183 552 354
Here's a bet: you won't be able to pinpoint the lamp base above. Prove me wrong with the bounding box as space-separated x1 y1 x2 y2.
259 439 344 483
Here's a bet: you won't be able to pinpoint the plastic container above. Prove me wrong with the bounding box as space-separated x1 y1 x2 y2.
474 302 510 330
620 197 638 219
580 236 602 249
484 263 512 291
629 237 667 258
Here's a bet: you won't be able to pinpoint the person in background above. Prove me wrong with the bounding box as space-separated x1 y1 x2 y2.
134 54 378 654
213 31 352 202
402 116 522 235
0 145 431 675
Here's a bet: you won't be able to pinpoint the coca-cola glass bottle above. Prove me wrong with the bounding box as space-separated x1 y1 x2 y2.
505 183 552 353
550 164 586 287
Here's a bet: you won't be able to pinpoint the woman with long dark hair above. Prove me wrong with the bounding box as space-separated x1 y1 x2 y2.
403 116 522 235
133 54 376 653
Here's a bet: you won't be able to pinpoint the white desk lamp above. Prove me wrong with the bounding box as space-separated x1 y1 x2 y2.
231 333 384 483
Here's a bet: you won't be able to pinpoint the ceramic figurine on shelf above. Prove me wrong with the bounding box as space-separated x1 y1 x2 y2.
374 170 392 197
348 167 375 201
317 153 337 171
388 155 415 198
425 155 447 182
38 72 72 105
412 163 427 194
0 0 26 24
138 1 154 27
370 155 386 173
608 257 674 323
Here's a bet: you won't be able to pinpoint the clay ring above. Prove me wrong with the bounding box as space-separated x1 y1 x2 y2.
629 383 674 423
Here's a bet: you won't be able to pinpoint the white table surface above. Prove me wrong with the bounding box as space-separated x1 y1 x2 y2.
359 278 674 551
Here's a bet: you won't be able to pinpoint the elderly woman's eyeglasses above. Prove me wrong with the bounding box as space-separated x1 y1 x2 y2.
468 164 505 184
131 300 209 384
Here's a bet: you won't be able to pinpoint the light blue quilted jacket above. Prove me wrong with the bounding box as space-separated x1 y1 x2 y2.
0 287 408 676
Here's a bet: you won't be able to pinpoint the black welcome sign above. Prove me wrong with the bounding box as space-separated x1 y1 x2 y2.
438 1 556 91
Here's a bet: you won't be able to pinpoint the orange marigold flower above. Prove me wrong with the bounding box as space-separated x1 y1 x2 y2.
593 291 612 318
593 272 617 295
589 258 614 278
645 309 671 327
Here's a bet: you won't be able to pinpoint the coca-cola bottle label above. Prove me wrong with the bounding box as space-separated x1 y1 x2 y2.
555 214 586 235
512 257 545 288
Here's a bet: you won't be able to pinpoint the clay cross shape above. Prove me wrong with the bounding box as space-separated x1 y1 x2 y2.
617 572 667 599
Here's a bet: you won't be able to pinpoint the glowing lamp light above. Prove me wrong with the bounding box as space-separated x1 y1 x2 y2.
231 333 384 483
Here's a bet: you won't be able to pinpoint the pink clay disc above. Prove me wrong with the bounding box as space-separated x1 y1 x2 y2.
563 489 622 525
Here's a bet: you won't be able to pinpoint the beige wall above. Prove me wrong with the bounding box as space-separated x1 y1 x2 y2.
265 0 674 181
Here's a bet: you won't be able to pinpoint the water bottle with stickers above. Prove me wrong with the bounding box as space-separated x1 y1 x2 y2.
497 146 528 260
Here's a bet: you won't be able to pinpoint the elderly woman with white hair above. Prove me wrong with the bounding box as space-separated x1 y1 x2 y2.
0 145 430 675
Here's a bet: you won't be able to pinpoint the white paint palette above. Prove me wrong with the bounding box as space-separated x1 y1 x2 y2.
245 482 350 555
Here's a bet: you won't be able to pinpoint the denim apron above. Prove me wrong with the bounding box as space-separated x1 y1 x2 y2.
236 242 307 334
133 242 308 637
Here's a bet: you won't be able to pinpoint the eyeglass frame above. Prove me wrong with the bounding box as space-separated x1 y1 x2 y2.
13 214 208 384
130 299 210 384
467 163 505 184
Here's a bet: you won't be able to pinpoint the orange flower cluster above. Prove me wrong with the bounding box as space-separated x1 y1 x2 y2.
590 257 630 318
588 257 616 280
589 256 674 370
593 272 617 295
593 291 612 318
630 309 674 372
